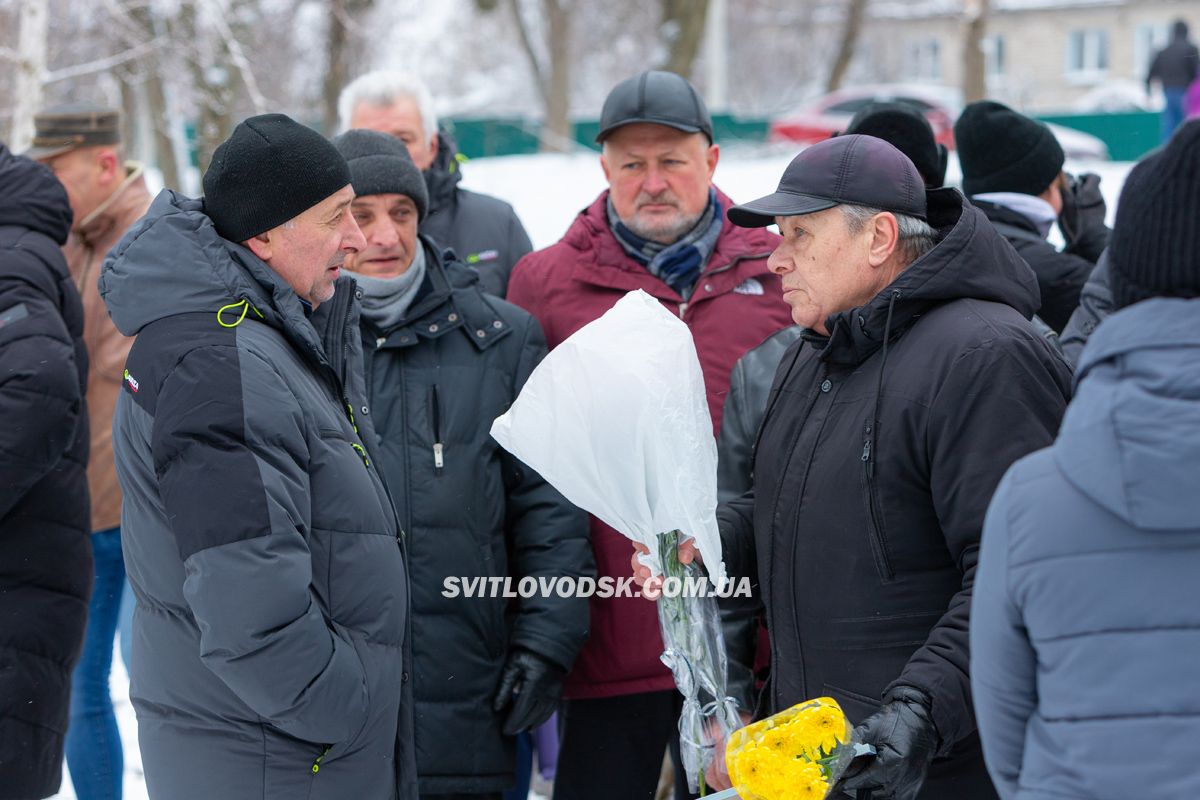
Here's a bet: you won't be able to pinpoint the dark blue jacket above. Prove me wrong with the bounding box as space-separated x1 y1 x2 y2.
972 297 1200 799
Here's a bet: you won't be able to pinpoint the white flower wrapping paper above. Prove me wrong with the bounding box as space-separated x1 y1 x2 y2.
490 289 726 585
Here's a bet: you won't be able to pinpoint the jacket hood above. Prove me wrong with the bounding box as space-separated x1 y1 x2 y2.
99 189 327 360
1054 298 1200 530
0 143 72 244
816 188 1041 365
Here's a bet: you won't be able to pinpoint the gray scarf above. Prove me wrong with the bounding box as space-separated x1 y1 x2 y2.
350 244 427 332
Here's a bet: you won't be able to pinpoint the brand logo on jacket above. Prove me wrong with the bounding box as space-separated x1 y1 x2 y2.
123 368 140 393
733 278 764 296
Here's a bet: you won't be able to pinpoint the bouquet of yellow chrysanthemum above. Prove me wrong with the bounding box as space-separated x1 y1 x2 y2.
718 697 871 800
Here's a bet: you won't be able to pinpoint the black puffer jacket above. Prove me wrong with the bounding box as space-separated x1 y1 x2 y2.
423 131 533 298
973 199 1102 333
718 189 1072 799
325 238 591 795
0 145 91 799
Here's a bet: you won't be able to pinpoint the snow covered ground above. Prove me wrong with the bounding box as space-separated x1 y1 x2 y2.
49 148 1132 800
458 144 1130 251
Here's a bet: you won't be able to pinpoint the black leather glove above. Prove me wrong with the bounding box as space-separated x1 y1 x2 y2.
1058 172 1108 258
836 686 940 800
492 648 565 736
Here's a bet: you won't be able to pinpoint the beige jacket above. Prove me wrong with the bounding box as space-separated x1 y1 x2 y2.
63 163 152 532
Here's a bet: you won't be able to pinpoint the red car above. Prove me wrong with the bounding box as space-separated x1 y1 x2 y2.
768 84 959 148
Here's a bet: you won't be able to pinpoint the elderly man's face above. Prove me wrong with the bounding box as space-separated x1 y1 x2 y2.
349 97 438 171
769 208 889 334
345 194 420 279
40 146 122 226
249 185 365 308
601 123 718 245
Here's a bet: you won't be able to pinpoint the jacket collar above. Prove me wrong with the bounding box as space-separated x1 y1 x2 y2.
76 162 151 247
372 235 512 352
561 187 777 301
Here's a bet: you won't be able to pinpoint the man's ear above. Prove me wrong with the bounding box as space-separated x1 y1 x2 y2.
868 212 900 268
243 230 273 261
599 150 612 184
96 148 122 186
428 133 439 159
705 142 720 179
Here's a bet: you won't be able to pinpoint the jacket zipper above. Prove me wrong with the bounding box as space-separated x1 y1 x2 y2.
861 422 895 582
779 380 826 706
430 384 444 473
311 744 332 774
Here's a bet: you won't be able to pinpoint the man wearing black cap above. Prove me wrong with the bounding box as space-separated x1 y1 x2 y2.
508 71 793 800
956 100 1110 333
326 129 592 800
26 103 153 799
100 114 416 799
678 134 1072 799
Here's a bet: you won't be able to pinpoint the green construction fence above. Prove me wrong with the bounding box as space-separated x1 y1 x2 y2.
443 111 1162 162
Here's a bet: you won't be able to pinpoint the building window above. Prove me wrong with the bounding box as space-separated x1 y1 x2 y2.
906 39 941 81
1066 29 1109 81
1135 23 1170 78
983 34 1006 77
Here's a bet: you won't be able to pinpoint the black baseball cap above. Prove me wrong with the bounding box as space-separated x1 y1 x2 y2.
728 134 928 227
596 70 714 144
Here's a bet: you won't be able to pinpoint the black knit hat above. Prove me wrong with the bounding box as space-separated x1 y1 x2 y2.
843 102 947 189
331 129 428 221
1109 120 1200 310
203 113 351 242
955 101 1064 197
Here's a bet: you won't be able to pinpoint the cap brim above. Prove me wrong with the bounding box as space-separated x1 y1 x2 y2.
595 117 705 143
726 191 838 227
22 143 79 161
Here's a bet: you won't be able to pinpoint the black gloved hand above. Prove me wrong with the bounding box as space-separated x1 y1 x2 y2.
836 686 940 800
492 648 565 736
1057 172 1107 251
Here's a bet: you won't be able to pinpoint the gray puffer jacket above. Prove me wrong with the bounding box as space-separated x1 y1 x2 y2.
100 190 415 800
973 297 1200 799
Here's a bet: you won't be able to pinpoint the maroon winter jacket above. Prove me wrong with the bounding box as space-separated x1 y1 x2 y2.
507 188 794 699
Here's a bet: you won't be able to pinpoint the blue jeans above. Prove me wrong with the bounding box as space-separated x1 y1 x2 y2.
502 732 533 800
65 527 125 800
1163 87 1187 143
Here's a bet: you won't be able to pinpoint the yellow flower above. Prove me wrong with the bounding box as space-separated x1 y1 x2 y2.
726 697 852 799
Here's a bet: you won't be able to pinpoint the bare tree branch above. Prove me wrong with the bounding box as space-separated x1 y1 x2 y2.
43 36 164 83
659 0 710 78
826 0 867 92
962 0 991 103
201 0 266 113
507 0 550 106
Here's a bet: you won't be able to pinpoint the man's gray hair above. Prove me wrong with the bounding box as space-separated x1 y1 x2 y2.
840 204 938 264
337 70 438 141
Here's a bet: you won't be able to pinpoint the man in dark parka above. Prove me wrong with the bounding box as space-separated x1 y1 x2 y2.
327 129 592 800
639 135 1073 799
0 143 91 800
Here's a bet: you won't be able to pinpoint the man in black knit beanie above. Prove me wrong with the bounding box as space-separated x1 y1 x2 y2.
98 113 419 799
956 100 1110 333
